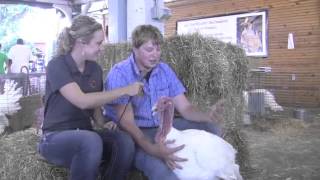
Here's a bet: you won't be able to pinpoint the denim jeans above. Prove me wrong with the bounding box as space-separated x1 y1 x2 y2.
38 129 103 180
115 118 222 180
97 129 135 180
38 129 134 180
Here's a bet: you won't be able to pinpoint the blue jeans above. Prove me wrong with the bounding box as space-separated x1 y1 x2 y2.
38 129 134 180
97 129 135 180
117 118 221 180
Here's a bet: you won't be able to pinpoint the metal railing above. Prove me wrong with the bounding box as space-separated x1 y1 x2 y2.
0 67 46 96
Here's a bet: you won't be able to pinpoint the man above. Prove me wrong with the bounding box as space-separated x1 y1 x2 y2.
8 38 32 73
104 24 222 180
0 43 8 74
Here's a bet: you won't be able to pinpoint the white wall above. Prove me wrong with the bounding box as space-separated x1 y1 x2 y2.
108 0 165 43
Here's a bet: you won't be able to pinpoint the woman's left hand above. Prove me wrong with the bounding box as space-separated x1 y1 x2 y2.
103 121 117 130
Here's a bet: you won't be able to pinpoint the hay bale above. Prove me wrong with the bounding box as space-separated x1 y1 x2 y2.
7 95 42 132
162 35 228 106
97 42 132 76
161 34 248 127
0 128 68 180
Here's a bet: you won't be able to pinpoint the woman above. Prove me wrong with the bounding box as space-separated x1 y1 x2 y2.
38 15 142 180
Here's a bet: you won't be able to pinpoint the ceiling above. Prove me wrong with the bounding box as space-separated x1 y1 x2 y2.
1 0 107 17
1 0 173 18
0 0 104 9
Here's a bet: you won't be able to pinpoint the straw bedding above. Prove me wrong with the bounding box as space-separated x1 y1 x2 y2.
0 128 68 180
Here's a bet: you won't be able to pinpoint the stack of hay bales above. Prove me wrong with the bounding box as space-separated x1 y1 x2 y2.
98 42 132 76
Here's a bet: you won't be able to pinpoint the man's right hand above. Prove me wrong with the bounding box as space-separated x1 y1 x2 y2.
153 139 188 170
209 99 225 123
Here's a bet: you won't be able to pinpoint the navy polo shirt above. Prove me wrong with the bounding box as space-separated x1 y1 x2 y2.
42 54 103 132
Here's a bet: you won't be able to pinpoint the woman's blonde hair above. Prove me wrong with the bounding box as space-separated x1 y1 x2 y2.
55 15 102 56
131 24 163 48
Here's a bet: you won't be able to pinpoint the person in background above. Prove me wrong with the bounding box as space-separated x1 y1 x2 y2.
0 43 8 74
7 38 32 73
5 59 12 73
104 24 223 180
38 15 143 180
0 43 8 93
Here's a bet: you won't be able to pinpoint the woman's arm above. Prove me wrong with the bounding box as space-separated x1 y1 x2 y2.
59 81 143 110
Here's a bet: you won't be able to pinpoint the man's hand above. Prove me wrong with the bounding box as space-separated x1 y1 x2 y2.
103 121 117 130
154 139 188 170
209 99 224 123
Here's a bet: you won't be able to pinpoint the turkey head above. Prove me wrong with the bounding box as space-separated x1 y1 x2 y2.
153 96 174 143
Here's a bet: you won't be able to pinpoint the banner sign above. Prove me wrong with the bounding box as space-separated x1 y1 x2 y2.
177 10 268 57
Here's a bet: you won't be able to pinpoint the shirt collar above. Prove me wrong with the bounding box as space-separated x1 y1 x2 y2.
129 53 141 77
65 53 91 76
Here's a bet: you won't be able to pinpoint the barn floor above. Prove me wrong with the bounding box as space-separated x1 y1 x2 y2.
243 108 320 180
1 108 319 180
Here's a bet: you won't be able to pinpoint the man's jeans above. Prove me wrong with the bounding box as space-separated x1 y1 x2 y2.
97 129 135 180
116 118 222 180
38 129 134 180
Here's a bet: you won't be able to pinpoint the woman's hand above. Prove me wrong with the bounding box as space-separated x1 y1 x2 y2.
125 82 144 96
103 121 117 130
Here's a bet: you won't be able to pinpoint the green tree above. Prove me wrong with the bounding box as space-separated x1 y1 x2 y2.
0 4 32 53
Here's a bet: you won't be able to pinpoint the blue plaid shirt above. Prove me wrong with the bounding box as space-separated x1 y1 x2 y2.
104 53 186 127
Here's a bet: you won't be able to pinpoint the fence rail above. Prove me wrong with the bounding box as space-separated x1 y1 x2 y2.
248 70 320 108
0 73 46 96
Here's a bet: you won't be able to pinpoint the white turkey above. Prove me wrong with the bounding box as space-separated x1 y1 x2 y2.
153 97 243 180
243 89 283 112
0 80 23 134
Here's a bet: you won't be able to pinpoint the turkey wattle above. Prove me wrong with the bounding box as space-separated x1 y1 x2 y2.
0 80 23 134
153 97 243 180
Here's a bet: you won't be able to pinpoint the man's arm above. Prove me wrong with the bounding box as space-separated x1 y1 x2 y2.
116 103 186 169
117 103 165 155
172 94 222 123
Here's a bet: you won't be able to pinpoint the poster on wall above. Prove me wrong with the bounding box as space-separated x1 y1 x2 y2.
177 10 268 57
